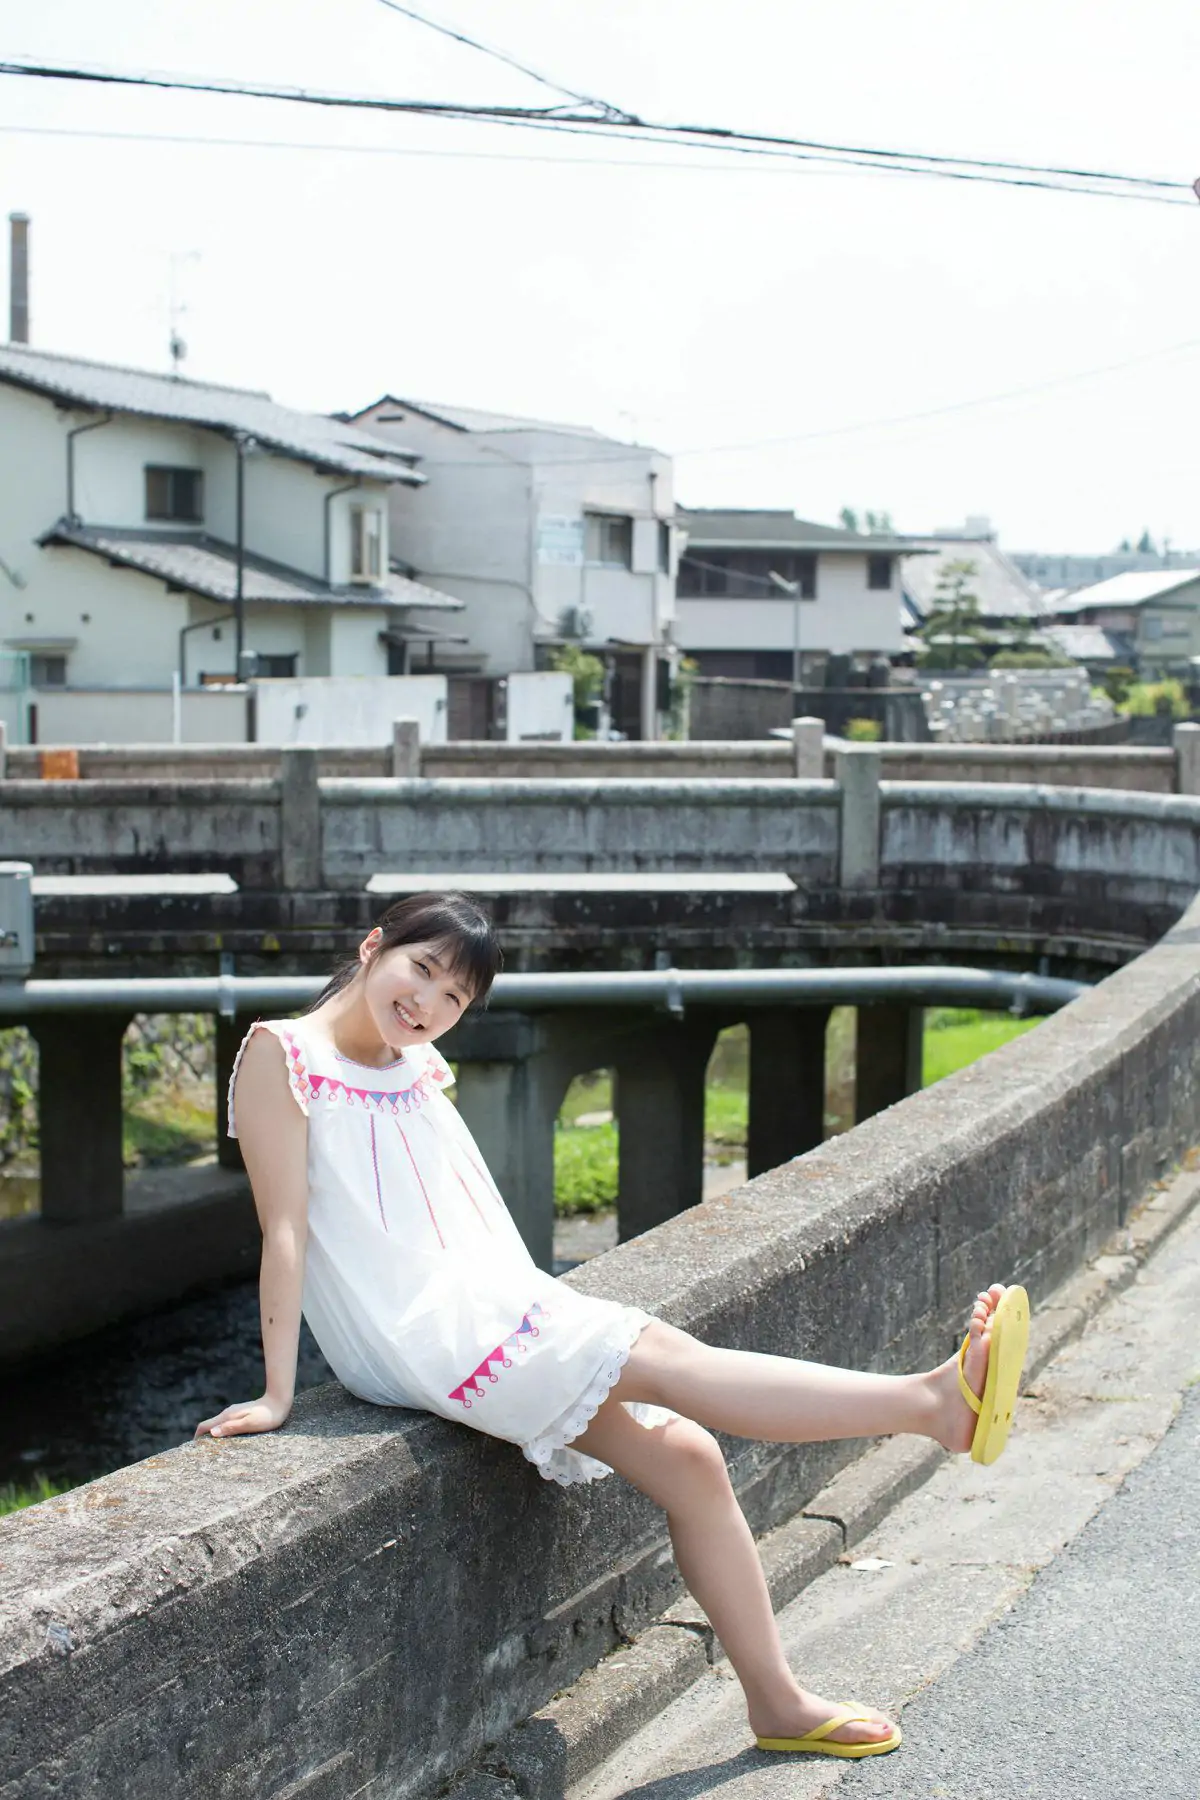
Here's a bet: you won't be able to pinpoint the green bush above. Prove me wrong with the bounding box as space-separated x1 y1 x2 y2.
1119 679 1190 720
554 1121 619 1214
0 1473 78 1515
844 717 882 742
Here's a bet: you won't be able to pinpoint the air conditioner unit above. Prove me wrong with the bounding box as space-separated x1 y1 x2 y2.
558 606 594 640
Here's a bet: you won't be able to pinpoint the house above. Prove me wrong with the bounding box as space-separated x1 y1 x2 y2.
1010 545 1200 593
674 508 915 681
350 397 676 740
1050 570 1200 677
0 345 465 733
901 519 1048 632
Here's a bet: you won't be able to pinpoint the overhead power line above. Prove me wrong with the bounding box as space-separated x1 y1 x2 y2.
373 0 636 120
1 58 1194 206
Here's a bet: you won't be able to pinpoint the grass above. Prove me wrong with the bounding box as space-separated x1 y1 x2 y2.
552 1008 1044 1214
0 1473 78 1515
122 1086 215 1168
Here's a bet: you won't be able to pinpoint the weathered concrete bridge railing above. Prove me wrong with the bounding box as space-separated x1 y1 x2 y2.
3 888 1199 1800
2 718 1198 791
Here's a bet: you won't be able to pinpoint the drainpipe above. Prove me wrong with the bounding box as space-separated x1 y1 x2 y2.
64 413 113 521
323 478 359 585
178 606 236 687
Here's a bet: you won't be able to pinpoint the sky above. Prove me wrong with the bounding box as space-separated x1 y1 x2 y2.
3 0 1200 552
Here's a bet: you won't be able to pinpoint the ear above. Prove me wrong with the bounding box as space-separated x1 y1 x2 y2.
358 927 384 967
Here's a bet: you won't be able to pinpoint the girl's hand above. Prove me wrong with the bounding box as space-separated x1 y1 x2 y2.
193 1394 291 1440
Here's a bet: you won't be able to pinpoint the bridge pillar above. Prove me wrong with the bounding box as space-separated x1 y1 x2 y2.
747 1006 831 1175
614 1015 721 1242
451 1013 577 1271
1174 722 1200 795
32 1013 132 1222
855 1003 924 1123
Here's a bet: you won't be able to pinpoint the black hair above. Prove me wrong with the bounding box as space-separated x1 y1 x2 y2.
305 891 502 1015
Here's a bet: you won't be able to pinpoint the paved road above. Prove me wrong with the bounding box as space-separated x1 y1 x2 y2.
574 1193 1200 1800
858 1384 1200 1799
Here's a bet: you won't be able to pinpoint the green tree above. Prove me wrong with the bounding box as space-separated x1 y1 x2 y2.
915 558 989 671
839 506 859 532
863 509 895 533
1136 529 1156 555
549 644 605 739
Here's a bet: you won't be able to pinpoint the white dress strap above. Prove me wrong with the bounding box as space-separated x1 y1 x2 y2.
226 1018 313 1138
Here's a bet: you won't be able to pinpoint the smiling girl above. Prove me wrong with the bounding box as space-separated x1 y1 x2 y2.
196 890 1028 1761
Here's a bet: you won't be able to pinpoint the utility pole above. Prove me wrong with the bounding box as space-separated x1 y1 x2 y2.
769 569 802 689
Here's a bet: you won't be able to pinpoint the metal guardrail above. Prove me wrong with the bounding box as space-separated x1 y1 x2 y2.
0 965 1087 1019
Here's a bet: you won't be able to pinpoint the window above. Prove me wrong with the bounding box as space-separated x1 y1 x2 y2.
255 653 299 678
867 554 893 591
349 506 383 582
145 465 203 523
657 520 671 574
584 513 633 568
30 652 67 687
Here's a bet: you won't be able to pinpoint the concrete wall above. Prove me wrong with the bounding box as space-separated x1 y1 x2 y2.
4 890 1200 1799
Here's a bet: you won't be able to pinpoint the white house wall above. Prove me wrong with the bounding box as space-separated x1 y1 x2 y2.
328 607 389 676
676 553 905 657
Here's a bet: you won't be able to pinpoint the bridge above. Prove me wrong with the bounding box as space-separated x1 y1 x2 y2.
2 731 1200 1798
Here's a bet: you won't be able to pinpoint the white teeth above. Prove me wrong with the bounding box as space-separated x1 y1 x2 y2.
394 1001 423 1031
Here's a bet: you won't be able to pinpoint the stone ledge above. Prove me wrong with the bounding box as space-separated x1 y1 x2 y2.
3 897 1200 1800
462 1160 1200 1800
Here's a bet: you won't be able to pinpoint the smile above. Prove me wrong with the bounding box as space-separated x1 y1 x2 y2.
394 1000 424 1031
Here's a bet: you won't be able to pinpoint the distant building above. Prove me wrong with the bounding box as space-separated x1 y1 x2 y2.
351 397 676 740
1011 546 1200 592
0 345 463 720
902 520 1047 628
1051 570 1200 677
674 508 915 681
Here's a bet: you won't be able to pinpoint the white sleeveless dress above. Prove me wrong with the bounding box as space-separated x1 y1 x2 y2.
228 1017 666 1484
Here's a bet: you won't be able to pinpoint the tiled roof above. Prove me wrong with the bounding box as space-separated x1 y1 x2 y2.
0 345 423 484
41 524 463 611
1051 569 1200 613
902 540 1048 622
678 508 915 552
1042 623 1131 664
359 394 613 440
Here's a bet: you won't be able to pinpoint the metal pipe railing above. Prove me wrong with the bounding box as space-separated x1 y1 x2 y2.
0 965 1087 1019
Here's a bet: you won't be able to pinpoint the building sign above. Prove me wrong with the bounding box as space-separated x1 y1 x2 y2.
537 514 584 566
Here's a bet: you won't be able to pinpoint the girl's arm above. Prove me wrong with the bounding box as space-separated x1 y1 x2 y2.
193 1029 310 1440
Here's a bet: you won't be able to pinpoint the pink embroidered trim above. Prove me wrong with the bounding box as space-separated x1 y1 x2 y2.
395 1121 445 1250
368 1116 388 1233
306 1069 435 1116
461 1146 505 1208
448 1302 550 1409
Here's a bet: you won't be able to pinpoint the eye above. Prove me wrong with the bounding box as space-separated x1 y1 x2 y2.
449 992 462 1009
416 960 431 976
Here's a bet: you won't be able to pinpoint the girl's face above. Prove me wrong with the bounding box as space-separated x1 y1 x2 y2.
358 933 472 1047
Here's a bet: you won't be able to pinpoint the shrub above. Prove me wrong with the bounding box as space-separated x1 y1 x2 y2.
844 717 882 742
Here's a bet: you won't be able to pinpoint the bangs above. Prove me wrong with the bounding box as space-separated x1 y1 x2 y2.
426 928 501 1007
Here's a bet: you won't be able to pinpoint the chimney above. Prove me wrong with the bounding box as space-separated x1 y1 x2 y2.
9 213 29 343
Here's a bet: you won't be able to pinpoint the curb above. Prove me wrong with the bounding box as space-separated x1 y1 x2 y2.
454 1162 1200 1800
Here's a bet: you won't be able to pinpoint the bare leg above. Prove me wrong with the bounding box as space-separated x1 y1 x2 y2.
567 1285 1009 1749
572 1402 896 1748
612 1285 1008 1456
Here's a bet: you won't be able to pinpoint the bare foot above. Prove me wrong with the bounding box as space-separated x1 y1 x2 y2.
927 1282 1007 1453
750 1686 895 1746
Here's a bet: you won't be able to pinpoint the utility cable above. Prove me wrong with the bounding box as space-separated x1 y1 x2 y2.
372 0 637 121
0 59 1193 205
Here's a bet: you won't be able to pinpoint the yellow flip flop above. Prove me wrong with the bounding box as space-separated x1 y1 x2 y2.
957 1283 1030 1465
756 1706 902 1759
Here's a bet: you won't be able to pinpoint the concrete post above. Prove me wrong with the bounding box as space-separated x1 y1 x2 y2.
450 1012 576 1270
747 1006 830 1176
0 718 7 777
833 743 881 888
855 1003 924 1123
33 1013 131 1222
392 717 421 779
791 715 825 780
279 748 321 891
1173 722 1200 795
613 1015 720 1242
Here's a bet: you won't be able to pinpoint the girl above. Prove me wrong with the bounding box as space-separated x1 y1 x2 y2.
196 891 1028 1763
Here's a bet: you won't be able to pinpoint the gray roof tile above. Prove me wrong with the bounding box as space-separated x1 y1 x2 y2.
0 345 423 484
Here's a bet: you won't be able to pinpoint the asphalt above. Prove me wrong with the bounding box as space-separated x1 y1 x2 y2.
571 1192 1200 1800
